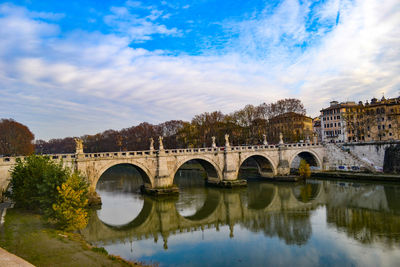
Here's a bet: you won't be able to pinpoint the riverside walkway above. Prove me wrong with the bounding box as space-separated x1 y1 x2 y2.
0 247 35 267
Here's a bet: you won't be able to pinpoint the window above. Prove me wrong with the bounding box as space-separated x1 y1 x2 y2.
338 122 341 127
383 125 385 130
337 115 340 119
389 132 392 136
389 124 392 128
378 125 381 130
335 123 337 127
382 117 385 121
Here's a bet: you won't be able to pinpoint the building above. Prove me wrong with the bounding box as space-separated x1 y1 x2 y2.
268 112 313 143
320 96 400 143
362 96 400 142
320 101 359 143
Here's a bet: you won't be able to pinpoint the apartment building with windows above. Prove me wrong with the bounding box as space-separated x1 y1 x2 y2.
320 96 400 143
320 101 358 143
363 96 400 141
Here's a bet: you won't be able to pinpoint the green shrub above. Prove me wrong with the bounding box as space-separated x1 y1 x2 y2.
8 155 89 230
8 155 69 212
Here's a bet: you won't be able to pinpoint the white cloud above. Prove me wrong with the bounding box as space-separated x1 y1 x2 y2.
103 2 179 42
0 1 399 139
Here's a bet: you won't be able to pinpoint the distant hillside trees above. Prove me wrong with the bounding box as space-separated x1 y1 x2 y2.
35 98 308 153
0 118 34 156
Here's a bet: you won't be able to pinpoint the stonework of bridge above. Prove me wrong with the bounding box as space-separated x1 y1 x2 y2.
0 142 326 196
82 182 327 247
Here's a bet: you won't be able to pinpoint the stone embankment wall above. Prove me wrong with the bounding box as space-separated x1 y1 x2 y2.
323 141 400 172
0 164 11 199
342 141 400 170
324 144 366 170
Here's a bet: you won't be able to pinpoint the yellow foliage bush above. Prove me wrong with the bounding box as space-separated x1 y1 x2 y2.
52 172 89 231
299 159 311 178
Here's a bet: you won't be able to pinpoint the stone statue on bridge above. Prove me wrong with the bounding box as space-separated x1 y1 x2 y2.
212 136 216 148
279 132 284 145
159 136 164 150
263 134 268 145
74 138 84 154
149 138 154 151
225 134 230 147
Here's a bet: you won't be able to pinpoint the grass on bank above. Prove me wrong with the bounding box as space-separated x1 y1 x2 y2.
0 208 147 267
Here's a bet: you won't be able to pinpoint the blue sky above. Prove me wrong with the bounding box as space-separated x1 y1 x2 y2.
0 0 399 140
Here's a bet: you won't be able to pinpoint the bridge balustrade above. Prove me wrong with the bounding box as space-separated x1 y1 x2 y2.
1 142 322 164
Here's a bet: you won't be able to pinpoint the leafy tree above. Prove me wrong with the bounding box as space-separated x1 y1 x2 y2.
0 118 34 156
34 98 308 152
7 155 89 230
52 172 89 231
8 155 69 211
299 159 311 178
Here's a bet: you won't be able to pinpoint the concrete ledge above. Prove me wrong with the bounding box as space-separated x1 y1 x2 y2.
206 179 247 188
140 185 179 196
311 172 400 182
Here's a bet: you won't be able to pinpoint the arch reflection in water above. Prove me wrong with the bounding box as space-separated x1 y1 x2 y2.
96 164 145 226
84 181 321 247
174 160 218 217
82 178 400 267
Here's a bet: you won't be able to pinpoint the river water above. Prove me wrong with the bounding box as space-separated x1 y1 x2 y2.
81 164 400 267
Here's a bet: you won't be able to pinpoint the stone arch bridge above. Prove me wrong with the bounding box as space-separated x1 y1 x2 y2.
0 142 326 194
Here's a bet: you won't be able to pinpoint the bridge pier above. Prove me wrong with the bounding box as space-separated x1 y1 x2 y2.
206 149 247 188
141 149 179 195
277 146 291 176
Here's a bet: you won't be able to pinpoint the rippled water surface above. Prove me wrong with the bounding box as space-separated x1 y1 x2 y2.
81 164 400 267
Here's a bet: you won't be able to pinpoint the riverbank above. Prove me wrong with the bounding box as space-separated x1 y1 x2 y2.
0 208 147 267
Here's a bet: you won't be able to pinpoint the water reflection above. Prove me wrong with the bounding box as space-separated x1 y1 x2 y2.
96 164 144 226
83 166 400 266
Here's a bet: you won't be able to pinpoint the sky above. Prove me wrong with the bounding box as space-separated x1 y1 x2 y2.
0 0 399 140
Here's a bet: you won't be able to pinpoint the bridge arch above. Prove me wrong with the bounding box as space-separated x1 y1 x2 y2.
289 150 322 171
94 160 154 190
239 154 277 177
172 156 223 183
